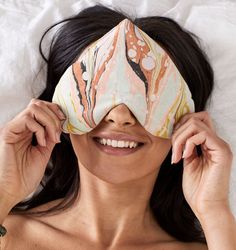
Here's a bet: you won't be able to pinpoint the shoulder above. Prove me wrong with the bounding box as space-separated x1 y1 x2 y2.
188 242 208 250
156 241 208 250
177 242 208 250
1 213 36 249
2 200 63 249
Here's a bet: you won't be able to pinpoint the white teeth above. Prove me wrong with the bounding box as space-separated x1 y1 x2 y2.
118 141 125 147
97 138 139 148
129 141 134 148
112 140 117 147
107 139 112 146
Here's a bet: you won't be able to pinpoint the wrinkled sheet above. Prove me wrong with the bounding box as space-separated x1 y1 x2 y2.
0 0 236 215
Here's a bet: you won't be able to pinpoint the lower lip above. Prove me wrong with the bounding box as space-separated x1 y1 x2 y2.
93 139 144 156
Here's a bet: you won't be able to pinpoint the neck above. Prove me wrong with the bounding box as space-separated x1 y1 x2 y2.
54 163 167 247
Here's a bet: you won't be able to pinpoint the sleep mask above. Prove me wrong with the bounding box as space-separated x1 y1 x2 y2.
52 18 195 138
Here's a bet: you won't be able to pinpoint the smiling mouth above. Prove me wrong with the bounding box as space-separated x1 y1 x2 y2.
93 137 144 148
92 137 145 156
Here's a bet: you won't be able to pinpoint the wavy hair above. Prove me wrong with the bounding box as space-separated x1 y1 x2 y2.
11 4 214 244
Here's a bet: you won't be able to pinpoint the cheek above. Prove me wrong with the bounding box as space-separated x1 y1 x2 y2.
70 134 93 166
70 135 115 179
148 142 172 168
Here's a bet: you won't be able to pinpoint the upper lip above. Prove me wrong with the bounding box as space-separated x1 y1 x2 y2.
92 132 146 144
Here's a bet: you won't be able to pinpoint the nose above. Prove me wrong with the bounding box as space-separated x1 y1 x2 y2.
104 104 136 128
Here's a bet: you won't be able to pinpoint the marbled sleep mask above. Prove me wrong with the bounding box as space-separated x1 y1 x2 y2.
52 18 195 139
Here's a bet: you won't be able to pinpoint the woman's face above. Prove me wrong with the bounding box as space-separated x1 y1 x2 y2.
70 104 172 184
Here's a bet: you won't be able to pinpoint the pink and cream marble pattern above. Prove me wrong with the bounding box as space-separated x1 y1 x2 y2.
52 18 195 138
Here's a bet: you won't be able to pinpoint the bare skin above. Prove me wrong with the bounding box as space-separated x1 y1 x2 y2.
3 200 207 250
0 100 208 249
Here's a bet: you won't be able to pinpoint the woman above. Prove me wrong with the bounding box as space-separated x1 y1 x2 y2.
0 5 235 250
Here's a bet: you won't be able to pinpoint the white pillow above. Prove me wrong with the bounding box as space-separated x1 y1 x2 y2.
0 0 235 215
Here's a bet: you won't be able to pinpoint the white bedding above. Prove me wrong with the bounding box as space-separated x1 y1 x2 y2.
0 0 236 216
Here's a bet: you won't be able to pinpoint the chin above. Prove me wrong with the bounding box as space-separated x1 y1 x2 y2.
78 159 158 185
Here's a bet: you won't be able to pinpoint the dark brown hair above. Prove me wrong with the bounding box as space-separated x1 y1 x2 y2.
12 4 214 244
